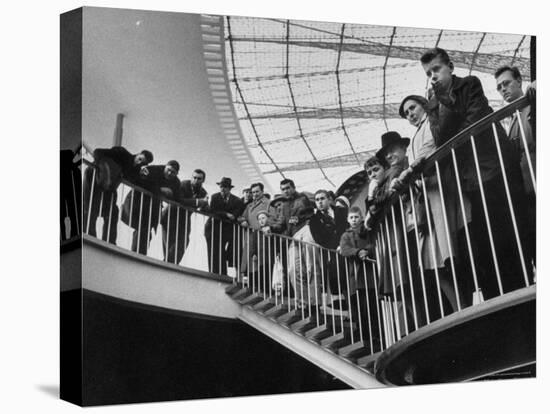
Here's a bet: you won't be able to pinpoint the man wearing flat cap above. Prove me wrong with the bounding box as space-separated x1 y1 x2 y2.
205 177 244 275
121 160 180 255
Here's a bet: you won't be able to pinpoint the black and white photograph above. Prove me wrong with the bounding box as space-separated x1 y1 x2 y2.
4 0 547 412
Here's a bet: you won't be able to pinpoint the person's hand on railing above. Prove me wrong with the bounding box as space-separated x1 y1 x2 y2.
139 166 149 177
240 220 249 227
261 226 272 235
410 156 427 173
225 213 236 221
367 179 379 199
288 216 299 225
358 249 369 261
389 177 406 193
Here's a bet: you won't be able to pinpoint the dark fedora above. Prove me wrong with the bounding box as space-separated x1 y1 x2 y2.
376 131 410 160
216 177 234 188
399 94 428 118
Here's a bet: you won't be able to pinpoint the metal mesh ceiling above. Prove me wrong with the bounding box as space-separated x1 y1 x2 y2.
224 16 531 192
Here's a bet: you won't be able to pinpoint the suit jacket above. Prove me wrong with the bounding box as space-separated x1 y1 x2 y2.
425 75 510 191
121 165 180 229
507 104 536 195
309 206 348 249
178 180 208 207
284 192 314 237
93 146 143 185
206 192 244 232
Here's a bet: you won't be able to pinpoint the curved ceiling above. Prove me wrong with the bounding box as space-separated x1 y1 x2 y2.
224 16 531 192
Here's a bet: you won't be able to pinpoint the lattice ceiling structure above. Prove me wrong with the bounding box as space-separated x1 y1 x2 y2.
224 16 531 192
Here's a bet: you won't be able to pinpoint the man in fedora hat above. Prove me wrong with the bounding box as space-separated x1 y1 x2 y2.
205 177 244 275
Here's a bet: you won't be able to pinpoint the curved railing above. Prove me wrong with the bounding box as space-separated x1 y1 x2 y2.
71 95 535 373
368 95 535 347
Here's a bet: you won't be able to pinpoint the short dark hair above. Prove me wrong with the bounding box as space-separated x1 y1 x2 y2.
494 65 522 81
193 168 206 180
280 178 295 189
364 156 386 171
140 150 154 164
348 206 363 216
420 47 451 65
251 182 264 191
314 189 329 198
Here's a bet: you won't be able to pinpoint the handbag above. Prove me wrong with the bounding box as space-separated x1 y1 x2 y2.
271 254 285 295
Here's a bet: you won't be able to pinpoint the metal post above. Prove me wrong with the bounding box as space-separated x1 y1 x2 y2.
320 247 327 326
420 173 445 318
408 185 430 324
398 194 418 330
313 245 319 324
515 109 536 194
451 148 479 297
471 135 503 295
71 171 80 235
435 161 461 310
137 192 144 254
85 168 96 235
219 219 223 275
354 263 364 345
175 207 180 265
344 258 354 343
383 216 401 339
147 197 153 253
363 262 373 352
165 205 171 261
107 193 114 244
335 250 344 334
491 123 529 288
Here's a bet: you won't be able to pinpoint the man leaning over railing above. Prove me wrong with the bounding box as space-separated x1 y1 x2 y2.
121 160 180 256
83 146 153 244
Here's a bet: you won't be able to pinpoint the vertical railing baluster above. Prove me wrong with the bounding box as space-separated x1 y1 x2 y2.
515 109 536 194
398 194 418 330
175 207 180 265
335 250 344 334
137 192 144 254
491 123 529 288
147 197 153 253
471 135 503 295
354 263 363 346
344 258 354 344
420 173 445 318
70 170 80 235
383 216 401 339
451 148 479 298
85 167 96 235
363 262 373 353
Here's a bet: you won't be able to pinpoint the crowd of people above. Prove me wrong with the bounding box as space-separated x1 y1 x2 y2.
78 47 536 336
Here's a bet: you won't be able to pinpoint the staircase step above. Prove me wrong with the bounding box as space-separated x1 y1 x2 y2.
252 297 277 312
357 354 378 374
238 293 265 306
276 309 303 326
225 283 242 295
320 332 347 351
263 303 289 319
230 287 251 300
338 341 370 359
304 324 333 343
290 317 319 335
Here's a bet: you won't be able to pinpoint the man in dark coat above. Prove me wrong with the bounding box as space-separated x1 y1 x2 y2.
421 47 526 298
309 189 349 311
161 169 208 264
121 161 180 255
205 177 244 275
83 146 153 244
494 65 536 276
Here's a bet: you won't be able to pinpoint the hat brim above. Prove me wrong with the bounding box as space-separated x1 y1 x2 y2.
216 182 234 188
375 138 410 160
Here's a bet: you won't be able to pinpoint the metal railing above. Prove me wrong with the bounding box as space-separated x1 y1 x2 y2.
80 96 534 358
369 95 536 345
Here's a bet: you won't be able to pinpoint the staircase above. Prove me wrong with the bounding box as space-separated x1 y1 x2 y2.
225 282 385 389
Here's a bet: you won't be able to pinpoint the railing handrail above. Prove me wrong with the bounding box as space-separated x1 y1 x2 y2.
422 95 529 169
371 95 530 220
82 159 366 255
